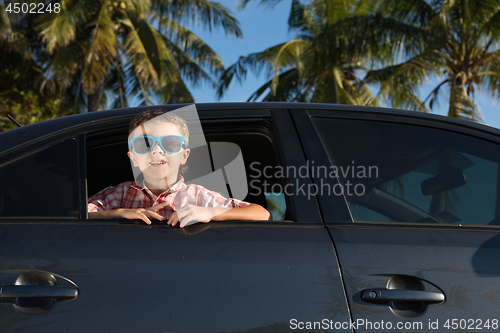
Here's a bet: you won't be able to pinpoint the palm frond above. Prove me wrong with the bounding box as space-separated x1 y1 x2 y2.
477 51 500 100
423 77 450 110
162 34 217 87
40 39 84 92
366 54 436 111
153 0 242 37
216 41 308 98
288 0 320 36
325 0 351 25
38 0 92 53
312 14 432 68
375 0 436 27
351 81 380 106
237 0 283 10
0 3 11 34
81 5 118 94
121 11 177 87
247 68 303 102
476 6 500 42
155 15 224 75
103 57 130 109
156 77 195 104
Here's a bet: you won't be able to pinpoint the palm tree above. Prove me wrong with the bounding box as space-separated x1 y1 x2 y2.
217 0 378 106
337 0 500 121
0 6 67 131
35 0 242 111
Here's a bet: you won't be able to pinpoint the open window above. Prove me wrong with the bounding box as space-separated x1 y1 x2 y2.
86 119 290 221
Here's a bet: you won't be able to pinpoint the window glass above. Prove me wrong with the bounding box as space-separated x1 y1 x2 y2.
348 202 391 222
0 139 79 218
313 118 500 225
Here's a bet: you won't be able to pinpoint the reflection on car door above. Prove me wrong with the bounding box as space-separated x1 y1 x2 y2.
293 108 500 332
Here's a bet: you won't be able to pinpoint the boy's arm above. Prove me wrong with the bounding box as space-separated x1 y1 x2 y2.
210 203 271 221
168 203 271 227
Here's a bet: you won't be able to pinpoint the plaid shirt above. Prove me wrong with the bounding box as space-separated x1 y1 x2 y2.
88 175 250 219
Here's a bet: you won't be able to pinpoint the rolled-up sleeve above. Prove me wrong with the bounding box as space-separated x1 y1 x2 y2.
199 188 250 208
87 185 126 212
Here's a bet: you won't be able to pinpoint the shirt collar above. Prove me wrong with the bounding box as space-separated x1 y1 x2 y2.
131 174 187 194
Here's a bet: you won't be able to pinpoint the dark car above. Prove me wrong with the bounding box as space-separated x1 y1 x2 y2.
1 103 500 332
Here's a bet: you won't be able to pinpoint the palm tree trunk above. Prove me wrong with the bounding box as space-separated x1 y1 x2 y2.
87 81 103 112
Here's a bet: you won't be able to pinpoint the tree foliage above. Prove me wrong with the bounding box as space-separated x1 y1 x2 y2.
1 0 242 117
218 0 378 105
0 6 66 131
223 0 500 121
346 0 500 121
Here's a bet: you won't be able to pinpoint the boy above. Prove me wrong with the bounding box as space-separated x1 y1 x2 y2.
88 108 270 227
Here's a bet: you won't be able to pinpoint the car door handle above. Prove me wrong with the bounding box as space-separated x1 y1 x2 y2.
361 289 444 304
0 285 79 302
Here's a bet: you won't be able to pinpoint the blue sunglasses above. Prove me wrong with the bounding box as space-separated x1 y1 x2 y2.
129 135 188 154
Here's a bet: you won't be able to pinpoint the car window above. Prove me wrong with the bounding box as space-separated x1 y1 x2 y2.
313 118 500 226
86 126 289 221
0 139 79 218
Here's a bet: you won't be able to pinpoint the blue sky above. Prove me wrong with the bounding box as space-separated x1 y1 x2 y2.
184 0 290 103
183 0 500 128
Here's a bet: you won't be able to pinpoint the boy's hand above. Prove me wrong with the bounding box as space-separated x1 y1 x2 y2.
88 201 168 225
118 202 167 225
168 204 216 228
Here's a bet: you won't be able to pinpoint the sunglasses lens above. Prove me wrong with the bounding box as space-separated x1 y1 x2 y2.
161 136 182 153
134 136 154 154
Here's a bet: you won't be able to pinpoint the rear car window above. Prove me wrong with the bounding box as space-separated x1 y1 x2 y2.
313 118 500 226
0 139 80 218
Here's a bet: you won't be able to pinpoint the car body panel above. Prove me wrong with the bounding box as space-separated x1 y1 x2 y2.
0 222 351 333
328 224 500 332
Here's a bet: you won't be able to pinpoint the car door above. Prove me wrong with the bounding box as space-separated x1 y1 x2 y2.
292 108 500 332
0 107 352 333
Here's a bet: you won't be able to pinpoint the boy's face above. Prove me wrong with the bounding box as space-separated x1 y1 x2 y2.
127 121 190 188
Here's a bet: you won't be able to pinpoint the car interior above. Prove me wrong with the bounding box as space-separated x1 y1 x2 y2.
344 148 469 224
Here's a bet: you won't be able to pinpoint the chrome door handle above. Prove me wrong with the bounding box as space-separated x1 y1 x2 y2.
0 285 78 302
361 289 445 304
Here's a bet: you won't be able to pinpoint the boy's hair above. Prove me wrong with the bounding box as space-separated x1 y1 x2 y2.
129 109 190 146
129 109 190 175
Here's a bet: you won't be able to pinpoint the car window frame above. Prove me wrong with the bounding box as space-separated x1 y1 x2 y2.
85 125 281 218
270 109 322 223
83 108 323 224
290 109 353 223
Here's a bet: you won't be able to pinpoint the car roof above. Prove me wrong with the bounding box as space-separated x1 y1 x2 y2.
1 102 500 155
